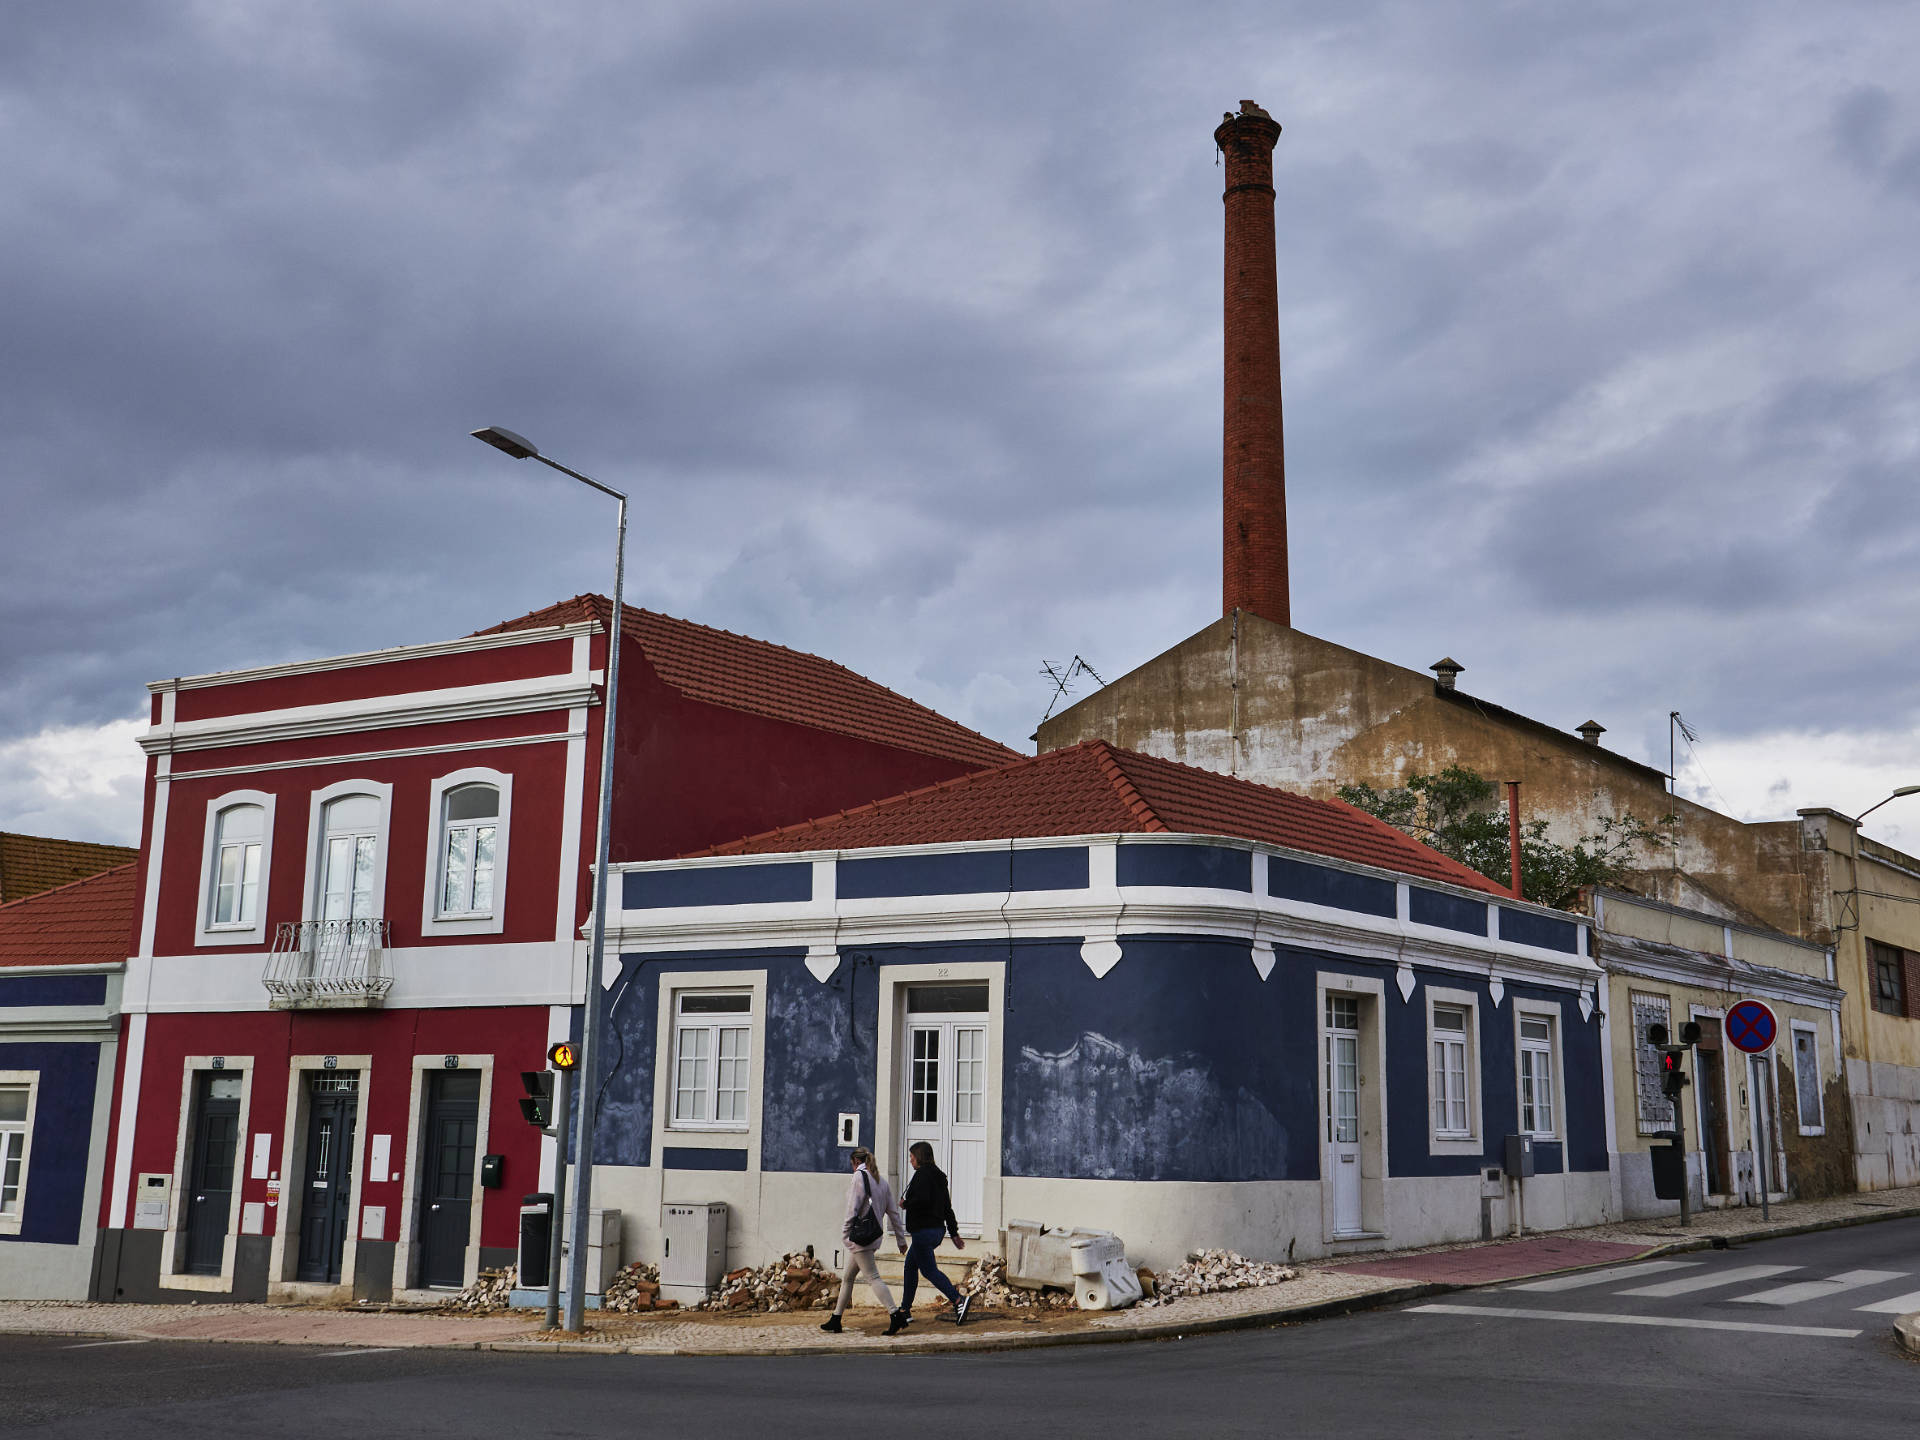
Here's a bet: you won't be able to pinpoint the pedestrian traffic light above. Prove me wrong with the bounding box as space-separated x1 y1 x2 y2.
1659 1046 1689 1098
520 1070 554 1128
1645 1022 1669 1048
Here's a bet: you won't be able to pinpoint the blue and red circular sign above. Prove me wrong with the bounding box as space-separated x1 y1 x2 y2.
1725 999 1778 1054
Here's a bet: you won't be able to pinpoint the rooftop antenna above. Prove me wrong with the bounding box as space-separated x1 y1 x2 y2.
1040 656 1107 723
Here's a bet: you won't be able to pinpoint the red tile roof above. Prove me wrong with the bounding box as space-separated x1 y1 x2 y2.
477 596 1020 771
0 862 137 969
693 740 1514 895
0 831 139 905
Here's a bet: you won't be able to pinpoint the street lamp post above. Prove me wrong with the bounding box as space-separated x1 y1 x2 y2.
471 425 625 1334
1856 785 1920 825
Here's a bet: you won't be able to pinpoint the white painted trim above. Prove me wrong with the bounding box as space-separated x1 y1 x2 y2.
192 790 276 948
651 971 767 1162
392 1054 495 1295
1787 1019 1826 1136
555 707 588 944
156 730 582 785
138 747 172 960
419 768 514 938
0 1069 43 1234
1424 985 1482 1156
300 779 395 926
267 1055 373 1298
158 1056 255 1293
1315 971 1389 1243
106 1014 147 1230
1513 1002 1566 1143
149 622 600 692
140 671 603 756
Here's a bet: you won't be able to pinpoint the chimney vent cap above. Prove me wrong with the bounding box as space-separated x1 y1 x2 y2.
1576 719 1607 745
1429 657 1464 690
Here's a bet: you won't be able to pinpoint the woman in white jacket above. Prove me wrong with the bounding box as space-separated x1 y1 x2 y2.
820 1147 910 1336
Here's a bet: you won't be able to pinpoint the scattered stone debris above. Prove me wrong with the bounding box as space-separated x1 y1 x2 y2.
694 1252 836 1313
956 1254 1077 1311
449 1266 516 1313
1138 1249 1297 1306
602 1261 680 1313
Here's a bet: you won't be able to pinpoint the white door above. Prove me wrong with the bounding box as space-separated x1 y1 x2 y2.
1326 995 1363 1236
902 1010 988 1237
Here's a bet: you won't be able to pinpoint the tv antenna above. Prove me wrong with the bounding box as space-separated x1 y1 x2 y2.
1040 656 1106 723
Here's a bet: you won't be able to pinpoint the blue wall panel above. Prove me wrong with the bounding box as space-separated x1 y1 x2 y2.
1009 847 1090 893
1268 858 1396 917
0 1041 102 1247
624 864 810 910
0 975 108 1009
837 848 1088 899
1115 845 1252 892
760 955 880 1173
1409 888 1487 935
1384 976 1496 1178
1003 936 1311 1183
1498 908 1580 954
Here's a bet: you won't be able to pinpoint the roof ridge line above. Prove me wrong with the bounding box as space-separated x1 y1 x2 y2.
0 860 139 913
1088 741 1168 832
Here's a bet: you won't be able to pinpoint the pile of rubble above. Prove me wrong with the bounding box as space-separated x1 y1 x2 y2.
956 1254 1077 1311
1138 1249 1297 1306
696 1252 837 1313
602 1261 679 1313
448 1266 516 1313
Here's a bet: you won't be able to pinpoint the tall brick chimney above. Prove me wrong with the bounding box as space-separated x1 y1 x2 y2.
1215 100 1288 627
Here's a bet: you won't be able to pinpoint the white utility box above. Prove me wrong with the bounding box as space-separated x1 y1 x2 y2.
660 1202 728 1305
133 1173 172 1230
558 1208 624 1295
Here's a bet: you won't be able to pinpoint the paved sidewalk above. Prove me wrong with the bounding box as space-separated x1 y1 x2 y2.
4 1184 1914 1356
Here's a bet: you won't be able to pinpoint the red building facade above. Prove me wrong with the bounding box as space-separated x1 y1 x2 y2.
98 600 1014 1302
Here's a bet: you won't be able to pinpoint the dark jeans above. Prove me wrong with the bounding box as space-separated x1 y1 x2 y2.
901 1226 961 1313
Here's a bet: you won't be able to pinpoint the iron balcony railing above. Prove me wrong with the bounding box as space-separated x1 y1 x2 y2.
263 918 394 1009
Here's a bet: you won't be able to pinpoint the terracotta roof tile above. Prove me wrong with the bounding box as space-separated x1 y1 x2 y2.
476 596 1019 771
0 862 137 969
693 740 1515 896
0 832 140 905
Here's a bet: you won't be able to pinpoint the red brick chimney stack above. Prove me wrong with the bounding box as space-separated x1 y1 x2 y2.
1215 100 1288 627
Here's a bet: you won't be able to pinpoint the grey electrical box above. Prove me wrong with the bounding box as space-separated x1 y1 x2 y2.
1503 1133 1535 1178
558 1207 624 1295
660 1202 728 1305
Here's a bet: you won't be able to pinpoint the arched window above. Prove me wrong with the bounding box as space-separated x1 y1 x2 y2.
438 784 499 917
320 793 381 922
209 804 264 927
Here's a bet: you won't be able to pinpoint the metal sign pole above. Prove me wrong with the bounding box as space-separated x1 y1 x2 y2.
544 1067 570 1331
1754 1053 1770 1222
1675 1080 1689 1230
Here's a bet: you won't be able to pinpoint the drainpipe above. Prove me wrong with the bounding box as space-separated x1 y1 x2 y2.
1506 781 1524 900
1228 608 1241 777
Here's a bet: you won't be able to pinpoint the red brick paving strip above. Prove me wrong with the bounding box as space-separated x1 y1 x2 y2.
1331 1237 1650 1285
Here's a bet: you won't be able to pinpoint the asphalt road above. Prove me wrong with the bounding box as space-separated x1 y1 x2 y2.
4 1221 1915 1438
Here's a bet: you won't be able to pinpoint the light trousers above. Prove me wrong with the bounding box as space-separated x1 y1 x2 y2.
836 1245 896 1314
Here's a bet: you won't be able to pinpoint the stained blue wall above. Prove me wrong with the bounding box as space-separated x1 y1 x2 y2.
0 975 108 1008
0 1041 102 1247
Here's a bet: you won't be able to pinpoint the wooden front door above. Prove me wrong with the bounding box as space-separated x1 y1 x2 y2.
184 1072 242 1276
417 1070 480 1288
296 1072 359 1283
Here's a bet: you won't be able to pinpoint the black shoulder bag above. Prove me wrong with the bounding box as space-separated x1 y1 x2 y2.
847 1170 884 1247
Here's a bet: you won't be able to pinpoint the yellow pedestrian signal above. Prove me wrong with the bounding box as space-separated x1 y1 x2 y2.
548 1041 578 1071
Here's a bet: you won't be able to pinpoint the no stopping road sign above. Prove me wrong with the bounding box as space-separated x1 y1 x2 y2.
1725 999 1778 1054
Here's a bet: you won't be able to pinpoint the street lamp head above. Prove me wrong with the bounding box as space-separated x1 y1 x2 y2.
470 426 540 461
1893 786 1920 799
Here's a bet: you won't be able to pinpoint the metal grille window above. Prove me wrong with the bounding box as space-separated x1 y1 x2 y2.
209 804 264 928
1431 1007 1470 1137
0 1082 33 1221
1793 1025 1825 1132
1870 941 1907 1017
671 992 751 1129
1631 992 1675 1133
438 785 499 918
1520 1016 1556 1137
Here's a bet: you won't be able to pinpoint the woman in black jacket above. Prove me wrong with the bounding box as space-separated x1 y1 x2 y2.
897 1141 972 1327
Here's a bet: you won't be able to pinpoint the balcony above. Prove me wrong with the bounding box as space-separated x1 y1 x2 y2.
263 918 395 1009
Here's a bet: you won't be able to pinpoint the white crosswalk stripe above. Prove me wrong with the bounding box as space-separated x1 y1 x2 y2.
1616 1264 1798 1298
1409 1303 1861 1339
1509 1260 1699 1293
1855 1288 1920 1315
1730 1269 1907 1307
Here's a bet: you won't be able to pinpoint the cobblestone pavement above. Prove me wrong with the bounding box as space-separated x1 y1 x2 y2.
4 1184 1913 1355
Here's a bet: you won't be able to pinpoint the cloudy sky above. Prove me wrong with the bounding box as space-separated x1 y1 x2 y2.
5 0 1920 851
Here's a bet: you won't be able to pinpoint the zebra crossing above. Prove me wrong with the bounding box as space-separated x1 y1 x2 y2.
1407 1257 1920 1340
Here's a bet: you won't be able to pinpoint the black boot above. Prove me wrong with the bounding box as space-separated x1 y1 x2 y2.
819 1313 842 1333
885 1309 910 1336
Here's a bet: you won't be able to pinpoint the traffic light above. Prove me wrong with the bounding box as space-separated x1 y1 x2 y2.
520 1070 554 1128
1659 1046 1690 1098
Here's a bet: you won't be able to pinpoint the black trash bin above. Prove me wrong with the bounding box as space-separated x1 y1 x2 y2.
519 1193 553 1287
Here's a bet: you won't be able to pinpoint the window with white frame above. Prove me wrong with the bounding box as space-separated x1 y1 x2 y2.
437 784 499 918
208 804 264 928
1791 1023 1825 1133
0 1075 37 1229
1519 1014 1557 1137
671 993 752 1129
319 793 381 921
1431 1006 1472 1138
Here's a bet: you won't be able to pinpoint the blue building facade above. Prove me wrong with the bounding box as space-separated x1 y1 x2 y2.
591 835 1613 1275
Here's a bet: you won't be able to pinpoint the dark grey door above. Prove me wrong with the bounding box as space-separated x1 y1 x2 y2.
296 1073 359 1283
184 1072 242 1275
418 1070 480 1288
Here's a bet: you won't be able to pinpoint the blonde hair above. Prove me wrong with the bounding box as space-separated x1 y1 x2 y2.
850 1146 876 1169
